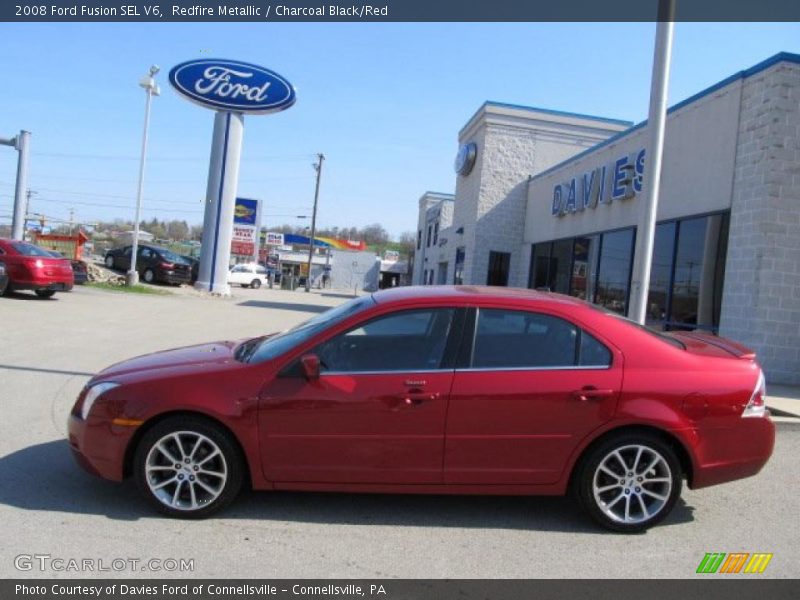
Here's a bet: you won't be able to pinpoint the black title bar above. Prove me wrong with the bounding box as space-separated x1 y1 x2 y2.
4 0 800 22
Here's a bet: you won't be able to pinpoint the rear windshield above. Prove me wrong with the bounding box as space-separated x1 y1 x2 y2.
589 305 686 350
12 242 54 257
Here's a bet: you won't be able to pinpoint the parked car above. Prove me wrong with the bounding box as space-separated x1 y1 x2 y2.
0 238 74 298
44 250 88 285
180 255 199 283
104 245 192 285
228 263 269 288
68 286 774 531
0 261 8 296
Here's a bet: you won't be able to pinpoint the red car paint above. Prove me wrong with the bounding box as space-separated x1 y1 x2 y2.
0 238 74 295
68 286 774 499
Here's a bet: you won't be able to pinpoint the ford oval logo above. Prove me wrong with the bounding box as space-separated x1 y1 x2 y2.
168 59 296 114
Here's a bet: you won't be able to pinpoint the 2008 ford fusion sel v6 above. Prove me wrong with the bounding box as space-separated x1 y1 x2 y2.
68 286 774 532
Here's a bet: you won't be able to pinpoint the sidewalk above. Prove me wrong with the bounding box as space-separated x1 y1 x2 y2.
767 384 800 419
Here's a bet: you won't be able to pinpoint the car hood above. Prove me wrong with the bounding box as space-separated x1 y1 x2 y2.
96 340 242 381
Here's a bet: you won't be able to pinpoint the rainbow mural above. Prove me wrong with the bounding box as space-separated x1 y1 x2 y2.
283 234 366 251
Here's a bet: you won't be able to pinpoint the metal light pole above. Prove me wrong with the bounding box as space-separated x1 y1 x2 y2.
628 0 675 324
0 130 31 241
305 153 325 292
127 65 160 286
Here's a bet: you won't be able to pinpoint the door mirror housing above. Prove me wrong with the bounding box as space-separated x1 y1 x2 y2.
300 354 320 380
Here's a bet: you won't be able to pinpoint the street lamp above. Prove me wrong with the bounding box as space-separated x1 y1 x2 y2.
127 65 160 286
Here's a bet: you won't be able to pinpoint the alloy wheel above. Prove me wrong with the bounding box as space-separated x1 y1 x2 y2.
592 444 673 525
144 431 228 512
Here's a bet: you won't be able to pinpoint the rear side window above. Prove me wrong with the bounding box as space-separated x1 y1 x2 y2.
471 309 611 369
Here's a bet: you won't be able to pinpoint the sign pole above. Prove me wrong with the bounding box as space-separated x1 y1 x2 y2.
628 0 675 324
9 131 31 241
195 111 244 296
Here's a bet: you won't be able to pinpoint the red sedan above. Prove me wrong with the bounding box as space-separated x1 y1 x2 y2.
0 238 74 298
68 286 774 532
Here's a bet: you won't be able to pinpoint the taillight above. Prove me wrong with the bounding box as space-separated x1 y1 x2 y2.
161 261 174 269
742 370 766 418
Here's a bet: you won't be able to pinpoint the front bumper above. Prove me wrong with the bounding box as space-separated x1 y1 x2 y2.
67 414 134 481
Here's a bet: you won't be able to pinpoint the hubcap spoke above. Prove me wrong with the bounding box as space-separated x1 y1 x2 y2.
155 442 180 465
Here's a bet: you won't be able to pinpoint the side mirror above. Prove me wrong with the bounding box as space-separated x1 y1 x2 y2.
300 354 320 380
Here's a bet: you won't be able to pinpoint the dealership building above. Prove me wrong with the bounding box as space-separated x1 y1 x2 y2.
412 52 800 384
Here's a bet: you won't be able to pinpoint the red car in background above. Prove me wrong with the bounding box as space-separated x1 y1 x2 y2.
0 238 74 298
68 286 774 532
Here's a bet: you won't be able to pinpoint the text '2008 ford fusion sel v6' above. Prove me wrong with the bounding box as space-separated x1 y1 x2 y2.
68 286 774 532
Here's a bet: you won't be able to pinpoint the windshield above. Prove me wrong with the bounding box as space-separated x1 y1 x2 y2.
240 295 377 364
12 242 55 257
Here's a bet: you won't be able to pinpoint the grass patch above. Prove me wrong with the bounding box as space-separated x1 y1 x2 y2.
86 282 173 295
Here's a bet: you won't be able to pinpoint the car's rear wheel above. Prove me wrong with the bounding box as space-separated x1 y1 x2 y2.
143 268 155 284
250 279 261 289
105 255 115 269
134 417 244 518
35 290 56 298
575 433 682 533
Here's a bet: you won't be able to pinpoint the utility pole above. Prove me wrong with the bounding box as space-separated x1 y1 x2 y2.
23 189 37 241
628 0 675 324
305 153 325 292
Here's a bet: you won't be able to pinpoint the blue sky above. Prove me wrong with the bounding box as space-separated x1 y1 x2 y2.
0 22 798 238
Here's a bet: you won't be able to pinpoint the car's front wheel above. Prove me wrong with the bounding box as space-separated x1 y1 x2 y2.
133 417 244 518
575 433 682 533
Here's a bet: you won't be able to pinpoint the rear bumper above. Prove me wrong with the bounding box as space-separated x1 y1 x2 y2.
689 416 776 489
12 279 74 292
157 270 191 284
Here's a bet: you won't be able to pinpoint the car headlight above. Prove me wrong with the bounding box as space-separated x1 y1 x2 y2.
81 382 121 420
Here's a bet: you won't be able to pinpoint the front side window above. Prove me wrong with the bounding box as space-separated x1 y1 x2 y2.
470 309 610 369
315 308 455 373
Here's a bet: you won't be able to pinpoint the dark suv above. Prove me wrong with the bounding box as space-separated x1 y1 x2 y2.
104 245 192 285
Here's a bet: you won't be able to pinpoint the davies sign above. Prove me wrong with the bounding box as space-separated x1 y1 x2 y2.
552 148 645 217
169 59 296 114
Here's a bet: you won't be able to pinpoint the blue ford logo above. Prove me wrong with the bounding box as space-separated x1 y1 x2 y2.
169 59 296 114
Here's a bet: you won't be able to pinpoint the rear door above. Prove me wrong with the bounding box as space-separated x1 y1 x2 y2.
444 307 623 485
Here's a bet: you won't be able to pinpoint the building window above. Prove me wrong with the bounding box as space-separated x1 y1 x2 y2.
428 269 435 285
594 228 635 315
487 251 511 286
417 230 422 251
433 222 439 245
422 269 427 285
437 262 448 284
454 247 465 285
426 225 432 247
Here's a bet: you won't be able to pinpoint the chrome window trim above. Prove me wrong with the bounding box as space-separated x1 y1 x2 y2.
455 365 612 373
320 368 454 376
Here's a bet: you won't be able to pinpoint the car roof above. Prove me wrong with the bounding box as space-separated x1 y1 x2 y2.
371 285 589 308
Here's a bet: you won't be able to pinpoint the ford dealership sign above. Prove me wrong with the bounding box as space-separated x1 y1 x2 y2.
169 59 296 114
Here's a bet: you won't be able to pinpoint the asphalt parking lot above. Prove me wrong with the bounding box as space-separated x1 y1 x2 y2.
0 285 798 579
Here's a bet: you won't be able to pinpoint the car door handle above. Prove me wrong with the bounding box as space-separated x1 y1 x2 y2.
390 390 439 408
572 387 616 402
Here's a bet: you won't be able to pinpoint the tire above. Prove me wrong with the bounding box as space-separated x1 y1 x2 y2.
35 290 56 299
250 279 261 289
143 268 155 284
105 255 115 269
574 432 682 533
133 416 244 519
